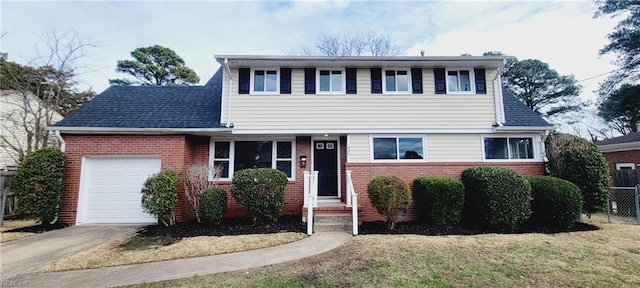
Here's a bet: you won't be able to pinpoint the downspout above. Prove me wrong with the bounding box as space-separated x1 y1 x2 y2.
55 130 66 152
492 59 506 131
223 58 233 128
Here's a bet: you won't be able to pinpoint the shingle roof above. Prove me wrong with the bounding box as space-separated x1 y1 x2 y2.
54 68 223 129
595 132 640 145
502 88 553 127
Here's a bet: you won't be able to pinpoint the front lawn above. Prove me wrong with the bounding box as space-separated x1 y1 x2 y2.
132 217 640 288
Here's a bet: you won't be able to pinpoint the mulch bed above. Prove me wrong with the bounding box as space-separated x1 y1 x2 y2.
359 221 599 235
4 222 69 233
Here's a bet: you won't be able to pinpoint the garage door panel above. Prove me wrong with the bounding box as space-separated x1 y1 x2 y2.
80 157 160 224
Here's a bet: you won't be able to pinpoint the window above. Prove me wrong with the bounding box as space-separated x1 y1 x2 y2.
372 136 424 160
616 163 636 170
211 140 295 179
447 70 472 93
252 69 278 93
384 70 410 93
484 137 534 160
318 69 344 93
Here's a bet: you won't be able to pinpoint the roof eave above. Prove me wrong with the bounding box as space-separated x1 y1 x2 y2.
48 127 232 134
495 125 555 132
596 142 640 153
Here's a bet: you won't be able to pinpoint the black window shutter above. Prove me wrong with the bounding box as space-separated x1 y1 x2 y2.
280 68 292 94
371 68 382 94
474 68 486 94
305 68 316 94
238 68 250 94
346 68 357 94
434 68 446 94
411 68 423 94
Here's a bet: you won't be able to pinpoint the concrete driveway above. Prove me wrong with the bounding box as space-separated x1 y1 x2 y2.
0 225 140 280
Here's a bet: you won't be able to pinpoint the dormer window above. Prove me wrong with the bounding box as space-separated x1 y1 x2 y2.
384 70 410 93
318 69 344 94
251 69 278 93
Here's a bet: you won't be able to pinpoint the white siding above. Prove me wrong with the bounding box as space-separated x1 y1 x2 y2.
223 68 501 132
427 134 483 162
347 134 370 162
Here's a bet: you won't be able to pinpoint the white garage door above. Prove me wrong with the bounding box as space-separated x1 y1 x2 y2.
78 157 161 224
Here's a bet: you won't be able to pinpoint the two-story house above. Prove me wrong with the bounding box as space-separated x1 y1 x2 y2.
52 55 553 225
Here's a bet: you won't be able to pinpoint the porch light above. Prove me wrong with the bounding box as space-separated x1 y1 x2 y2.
300 155 307 168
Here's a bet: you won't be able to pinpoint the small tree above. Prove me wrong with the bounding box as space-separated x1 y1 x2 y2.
367 175 412 231
141 170 179 226
231 168 288 223
545 133 610 215
183 164 222 223
13 147 65 225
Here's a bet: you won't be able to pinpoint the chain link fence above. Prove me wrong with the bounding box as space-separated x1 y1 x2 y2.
607 186 640 225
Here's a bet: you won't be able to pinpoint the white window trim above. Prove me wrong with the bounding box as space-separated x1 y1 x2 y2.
616 162 636 170
370 135 427 162
209 138 296 181
250 68 280 95
382 69 411 94
445 68 475 95
316 68 346 94
481 135 541 162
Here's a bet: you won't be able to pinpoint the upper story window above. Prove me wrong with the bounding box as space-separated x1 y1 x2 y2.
484 137 534 160
384 70 410 93
251 69 278 93
372 136 425 161
447 70 472 93
318 69 344 93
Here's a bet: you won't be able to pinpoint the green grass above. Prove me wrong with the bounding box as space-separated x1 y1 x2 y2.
129 220 640 288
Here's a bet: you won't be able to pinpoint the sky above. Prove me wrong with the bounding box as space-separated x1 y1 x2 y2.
0 0 624 135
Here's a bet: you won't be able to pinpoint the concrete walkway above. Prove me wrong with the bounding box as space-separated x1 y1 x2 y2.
3 231 352 288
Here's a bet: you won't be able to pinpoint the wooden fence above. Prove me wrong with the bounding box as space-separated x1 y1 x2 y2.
1 171 17 218
613 170 640 187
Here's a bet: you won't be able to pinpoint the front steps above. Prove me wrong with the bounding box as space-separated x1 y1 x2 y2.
302 203 356 233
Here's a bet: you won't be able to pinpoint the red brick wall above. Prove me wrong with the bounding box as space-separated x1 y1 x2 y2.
345 162 546 222
602 150 639 183
60 134 190 225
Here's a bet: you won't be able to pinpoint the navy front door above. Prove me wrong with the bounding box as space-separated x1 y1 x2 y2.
314 140 338 197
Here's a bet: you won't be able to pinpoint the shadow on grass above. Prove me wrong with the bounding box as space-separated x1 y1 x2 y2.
4 222 68 233
359 221 599 236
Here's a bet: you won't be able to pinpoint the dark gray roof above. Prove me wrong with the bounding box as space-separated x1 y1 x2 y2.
595 132 640 145
55 68 223 129
502 88 553 127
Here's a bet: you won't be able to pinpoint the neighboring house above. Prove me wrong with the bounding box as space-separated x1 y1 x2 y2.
596 128 640 184
0 90 63 170
51 55 553 225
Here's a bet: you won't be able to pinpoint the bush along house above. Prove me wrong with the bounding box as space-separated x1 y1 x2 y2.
50 55 553 226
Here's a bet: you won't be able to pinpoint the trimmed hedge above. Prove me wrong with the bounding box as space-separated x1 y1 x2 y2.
141 170 179 226
367 175 412 230
413 177 464 226
13 147 65 225
231 168 287 223
528 176 583 228
199 187 227 224
461 166 532 231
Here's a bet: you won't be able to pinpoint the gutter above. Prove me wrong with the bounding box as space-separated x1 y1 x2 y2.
55 130 66 152
47 127 233 134
494 126 556 132
223 58 233 128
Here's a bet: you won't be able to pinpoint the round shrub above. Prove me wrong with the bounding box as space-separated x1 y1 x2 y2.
413 177 465 226
528 176 583 229
231 168 288 223
14 147 65 225
141 170 179 226
545 133 609 215
461 166 532 231
367 175 412 230
199 187 227 224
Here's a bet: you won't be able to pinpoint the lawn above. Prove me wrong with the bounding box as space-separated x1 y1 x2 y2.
131 217 640 288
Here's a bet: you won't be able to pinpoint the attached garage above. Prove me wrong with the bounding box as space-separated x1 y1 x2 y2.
77 157 161 224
